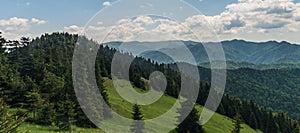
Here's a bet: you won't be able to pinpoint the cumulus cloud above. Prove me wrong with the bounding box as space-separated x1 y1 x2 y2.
181 0 300 38
64 0 300 42
64 25 84 34
31 18 47 25
0 17 30 32
0 17 47 32
223 0 299 30
102 1 111 6
0 17 47 40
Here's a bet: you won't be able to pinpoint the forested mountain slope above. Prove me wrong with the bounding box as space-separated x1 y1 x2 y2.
0 33 298 132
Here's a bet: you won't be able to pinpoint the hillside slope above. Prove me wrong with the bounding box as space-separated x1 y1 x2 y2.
19 77 258 133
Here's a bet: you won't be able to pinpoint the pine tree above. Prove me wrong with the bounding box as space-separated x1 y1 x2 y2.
176 100 204 133
20 37 30 47
0 32 5 54
55 94 76 131
266 111 279 133
130 104 145 133
0 97 27 132
298 118 300 133
96 62 112 118
36 101 55 125
248 112 258 129
25 87 44 121
232 113 243 133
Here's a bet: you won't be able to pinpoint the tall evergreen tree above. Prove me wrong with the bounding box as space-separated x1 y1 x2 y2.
96 61 112 118
176 100 204 133
130 104 145 133
20 37 30 47
0 32 5 54
55 94 76 131
36 101 55 125
25 87 44 121
232 113 243 133
0 97 27 132
266 112 279 133
248 112 258 129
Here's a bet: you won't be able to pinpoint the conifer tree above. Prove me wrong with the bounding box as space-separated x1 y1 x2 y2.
248 112 258 129
176 100 204 133
0 32 5 54
96 62 112 118
36 101 55 125
266 111 279 133
0 97 26 132
130 104 145 133
55 94 76 131
232 113 243 133
25 88 44 121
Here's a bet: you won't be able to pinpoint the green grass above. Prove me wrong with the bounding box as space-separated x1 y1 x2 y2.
19 77 260 133
19 123 103 133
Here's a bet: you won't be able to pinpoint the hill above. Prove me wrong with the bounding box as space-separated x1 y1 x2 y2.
198 61 300 70
19 77 258 133
105 40 300 66
1 33 298 132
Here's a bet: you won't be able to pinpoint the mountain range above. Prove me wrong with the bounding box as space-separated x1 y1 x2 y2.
105 39 300 69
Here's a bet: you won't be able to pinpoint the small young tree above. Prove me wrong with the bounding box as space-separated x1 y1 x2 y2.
0 97 27 132
176 100 204 133
36 101 55 125
55 95 76 131
130 104 145 133
232 113 243 133
25 88 44 121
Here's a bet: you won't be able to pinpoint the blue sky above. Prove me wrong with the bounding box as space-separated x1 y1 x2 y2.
0 0 235 30
1 0 300 43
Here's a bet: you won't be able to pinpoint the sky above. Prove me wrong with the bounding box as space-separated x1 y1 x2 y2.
1 0 300 43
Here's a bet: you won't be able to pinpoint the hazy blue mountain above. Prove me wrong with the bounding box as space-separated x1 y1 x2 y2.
199 61 300 70
105 40 300 67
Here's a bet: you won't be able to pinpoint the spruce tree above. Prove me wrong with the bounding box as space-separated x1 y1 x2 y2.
176 100 204 133
266 111 279 133
25 88 44 121
0 97 26 132
232 113 243 133
96 62 112 118
0 32 5 54
55 94 76 131
36 101 55 125
130 104 145 133
248 112 258 129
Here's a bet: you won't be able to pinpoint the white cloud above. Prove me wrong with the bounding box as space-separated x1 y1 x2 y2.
181 0 300 41
0 17 30 32
97 21 104 25
0 17 48 40
63 0 300 43
0 17 47 32
31 18 47 25
133 16 154 25
102 1 111 6
64 25 84 34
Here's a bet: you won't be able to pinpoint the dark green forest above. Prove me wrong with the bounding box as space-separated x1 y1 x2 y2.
0 32 299 132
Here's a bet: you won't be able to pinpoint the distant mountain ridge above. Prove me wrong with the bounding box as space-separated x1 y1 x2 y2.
104 39 300 68
199 61 300 70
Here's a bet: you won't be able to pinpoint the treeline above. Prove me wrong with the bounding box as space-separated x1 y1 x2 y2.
0 32 299 132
